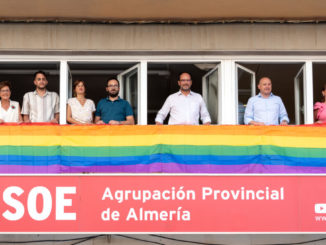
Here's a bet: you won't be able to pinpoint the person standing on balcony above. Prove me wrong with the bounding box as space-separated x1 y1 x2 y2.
22 70 59 123
95 78 135 125
244 77 289 126
0 81 23 123
66 80 96 124
155 72 211 125
314 83 326 124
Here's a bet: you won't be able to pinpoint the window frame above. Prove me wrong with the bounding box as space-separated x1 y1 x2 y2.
0 54 322 125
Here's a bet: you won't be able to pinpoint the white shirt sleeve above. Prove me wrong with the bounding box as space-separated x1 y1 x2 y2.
21 93 30 115
199 96 211 124
90 100 96 112
54 92 60 113
155 95 172 124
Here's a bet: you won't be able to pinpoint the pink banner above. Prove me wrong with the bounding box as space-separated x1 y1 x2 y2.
0 175 324 232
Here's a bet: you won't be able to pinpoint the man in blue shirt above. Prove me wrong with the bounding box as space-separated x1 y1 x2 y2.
244 77 289 126
95 78 135 125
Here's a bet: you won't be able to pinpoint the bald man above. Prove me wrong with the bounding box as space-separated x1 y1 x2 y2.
244 77 289 126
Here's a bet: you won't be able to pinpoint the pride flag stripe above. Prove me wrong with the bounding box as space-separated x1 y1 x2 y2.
1 145 326 159
1 135 326 148
1 124 326 137
0 154 325 168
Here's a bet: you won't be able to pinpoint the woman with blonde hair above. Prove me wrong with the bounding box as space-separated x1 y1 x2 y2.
0 81 22 123
67 80 95 124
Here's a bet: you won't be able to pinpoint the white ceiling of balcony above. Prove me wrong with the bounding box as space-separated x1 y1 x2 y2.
0 0 325 23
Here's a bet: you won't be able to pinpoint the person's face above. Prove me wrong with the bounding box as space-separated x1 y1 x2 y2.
106 79 120 97
258 78 272 96
0 86 11 100
178 73 192 92
34 73 48 90
75 82 85 95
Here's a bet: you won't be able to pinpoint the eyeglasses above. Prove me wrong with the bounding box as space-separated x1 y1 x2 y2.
0 89 10 93
180 79 192 82
107 85 119 88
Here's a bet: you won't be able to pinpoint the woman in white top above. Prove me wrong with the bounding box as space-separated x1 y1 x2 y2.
67 80 95 124
0 81 23 123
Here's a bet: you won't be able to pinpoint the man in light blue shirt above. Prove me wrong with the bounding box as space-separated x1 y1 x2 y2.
244 77 289 126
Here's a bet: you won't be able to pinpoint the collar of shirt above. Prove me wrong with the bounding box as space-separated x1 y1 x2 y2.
257 92 274 98
33 90 49 97
106 96 121 102
177 90 194 96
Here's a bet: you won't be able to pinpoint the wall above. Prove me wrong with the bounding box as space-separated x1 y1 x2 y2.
0 23 326 52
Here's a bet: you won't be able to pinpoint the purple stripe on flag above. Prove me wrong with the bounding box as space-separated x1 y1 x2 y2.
0 163 326 174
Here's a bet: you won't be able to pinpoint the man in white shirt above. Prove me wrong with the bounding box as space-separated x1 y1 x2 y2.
22 71 60 123
155 72 211 125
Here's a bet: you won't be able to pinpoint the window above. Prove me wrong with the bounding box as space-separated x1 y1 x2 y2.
235 62 310 125
147 62 220 124
0 61 60 111
67 62 140 121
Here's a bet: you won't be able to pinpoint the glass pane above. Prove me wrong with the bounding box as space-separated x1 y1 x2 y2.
123 70 138 123
68 70 72 98
237 68 254 125
205 69 218 124
296 71 304 125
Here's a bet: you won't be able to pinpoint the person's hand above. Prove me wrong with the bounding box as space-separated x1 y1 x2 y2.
316 120 324 124
109 120 120 125
49 118 59 124
280 120 288 126
0 119 4 124
96 120 105 125
155 122 163 125
249 121 265 126
203 122 211 125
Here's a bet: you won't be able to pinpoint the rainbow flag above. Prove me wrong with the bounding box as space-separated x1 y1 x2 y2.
0 124 326 173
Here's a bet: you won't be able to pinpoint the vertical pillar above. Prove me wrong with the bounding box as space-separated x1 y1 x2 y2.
138 61 147 125
304 61 314 124
219 60 236 124
59 61 68 125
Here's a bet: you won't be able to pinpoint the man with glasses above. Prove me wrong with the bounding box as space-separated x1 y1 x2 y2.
155 72 211 125
95 78 135 125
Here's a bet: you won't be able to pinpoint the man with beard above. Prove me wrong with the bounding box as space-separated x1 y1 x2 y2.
22 70 59 123
95 78 134 125
155 72 211 125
